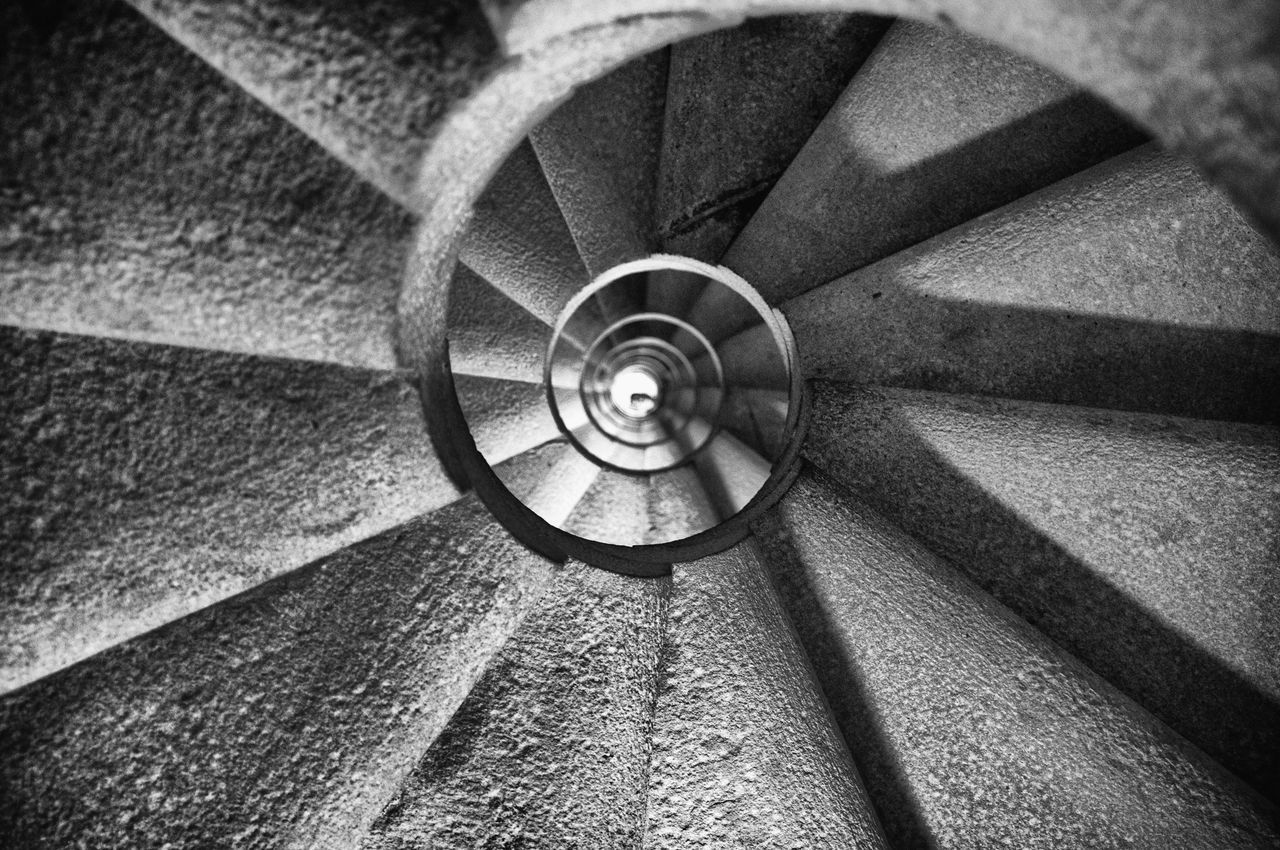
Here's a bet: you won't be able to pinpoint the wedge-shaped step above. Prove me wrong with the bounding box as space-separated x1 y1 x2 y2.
124 0 499 210
760 469 1280 849
447 265 550 383
564 468 653 545
458 141 590 325
0 478 560 848
803 381 1280 800
656 13 888 264
725 19 1145 302
0 1 408 370
766 145 1280 423
365 561 666 849
0 2 551 382
0 328 559 693
645 539 888 848
530 52 668 278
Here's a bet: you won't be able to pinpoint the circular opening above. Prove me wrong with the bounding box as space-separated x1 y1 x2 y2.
447 253 806 565
610 364 662 417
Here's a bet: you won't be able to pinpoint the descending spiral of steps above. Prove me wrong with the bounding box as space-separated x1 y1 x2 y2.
2 1 1279 847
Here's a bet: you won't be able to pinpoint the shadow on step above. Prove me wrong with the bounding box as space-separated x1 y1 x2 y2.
759 453 1280 816
753 503 932 849
796 299 1280 426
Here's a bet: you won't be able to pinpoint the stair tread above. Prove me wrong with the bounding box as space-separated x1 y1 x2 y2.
803 380 1280 799
656 13 888 263
761 468 1280 849
0 488 558 847
645 539 887 848
724 19 1145 303
125 0 499 210
365 561 666 849
750 144 1280 423
563 468 652 545
458 140 590 326
0 327 558 693
530 51 668 278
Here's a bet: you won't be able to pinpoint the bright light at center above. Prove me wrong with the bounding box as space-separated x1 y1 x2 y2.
609 365 661 418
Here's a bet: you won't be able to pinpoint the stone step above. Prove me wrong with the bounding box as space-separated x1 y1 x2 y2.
0 468 568 847
804 380 1280 801
645 538 888 848
724 18 1144 303
531 52 669 279
0 327 559 693
759 468 1280 849
724 145 1280 423
364 561 666 849
655 13 888 264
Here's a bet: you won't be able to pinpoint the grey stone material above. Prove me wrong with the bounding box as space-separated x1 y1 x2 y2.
475 0 1280 246
364 561 667 849
0 327 558 693
0 489 557 848
759 468 1280 850
124 0 500 212
645 539 888 849
448 263 550 384
657 13 890 264
564 468 654 545
531 50 670 278
724 19 1146 300
459 140 591 326
803 381 1280 801
759 144 1280 424
0 0 549 383
0 0 409 371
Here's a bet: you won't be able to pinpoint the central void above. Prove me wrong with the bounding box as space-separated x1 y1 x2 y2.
537 254 801 545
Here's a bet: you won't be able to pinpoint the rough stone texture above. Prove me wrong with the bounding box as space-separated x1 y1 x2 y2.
448 263 550 383
0 0 408 371
803 381 1280 801
531 50 670 278
647 464 721 543
125 0 500 211
459 140 590 325
364 561 667 850
725 19 1146 301
758 468 1280 850
0 327 558 693
479 0 1280 246
0 0 549 384
564 468 653 545
657 13 890 263
0 483 558 849
765 144 1280 424
645 539 888 849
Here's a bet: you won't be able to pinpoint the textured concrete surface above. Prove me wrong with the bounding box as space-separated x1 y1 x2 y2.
459 140 590 325
657 13 889 263
0 481 559 848
365 561 667 850
0 0 552 383
766 144 1280 424
0 327 558 693
645 539 888 849
479 0 1280 245
564 468 653 545
0 0 408 371
448 264 550 383
125 0 499 211
803 381 1280 800
531 50 669 278
758 469 1280 849
725 19 1146 302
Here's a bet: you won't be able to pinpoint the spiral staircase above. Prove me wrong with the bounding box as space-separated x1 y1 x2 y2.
2 0 1279 847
